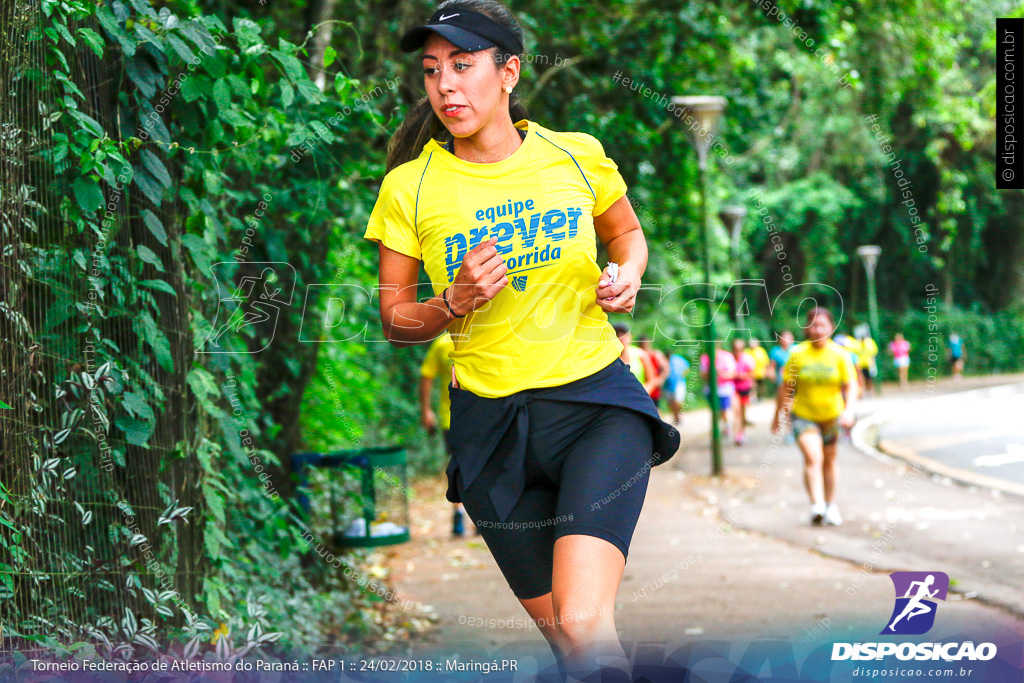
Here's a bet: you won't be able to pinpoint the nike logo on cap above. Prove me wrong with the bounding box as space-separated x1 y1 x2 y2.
438 13 459 20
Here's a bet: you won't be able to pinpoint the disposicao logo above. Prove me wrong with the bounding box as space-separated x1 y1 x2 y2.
882 570 948 635
831 570 997 662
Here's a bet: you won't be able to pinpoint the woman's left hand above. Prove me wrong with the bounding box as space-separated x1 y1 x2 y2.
596 262 640 313
839 408 856 430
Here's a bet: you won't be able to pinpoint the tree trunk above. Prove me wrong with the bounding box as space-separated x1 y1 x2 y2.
943 248 954 309
305 0 340 91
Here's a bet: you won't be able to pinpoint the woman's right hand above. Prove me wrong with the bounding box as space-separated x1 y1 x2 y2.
447 237 508 316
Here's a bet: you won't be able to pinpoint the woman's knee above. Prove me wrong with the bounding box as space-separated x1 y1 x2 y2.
801 450 823 467
798 444 823 464
552 604 611 646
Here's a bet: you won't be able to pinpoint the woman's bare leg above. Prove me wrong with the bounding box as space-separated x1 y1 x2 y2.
822 440 839 504
797 430 825 505
516 535 630 680
552 535 630 679
518 592 565 669
733 399 744 440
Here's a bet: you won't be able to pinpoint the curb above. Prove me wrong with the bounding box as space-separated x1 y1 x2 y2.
850 382 1024 501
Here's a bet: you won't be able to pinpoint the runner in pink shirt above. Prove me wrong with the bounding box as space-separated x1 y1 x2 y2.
889 333 911 390
700 344 737 439
731 338 756 445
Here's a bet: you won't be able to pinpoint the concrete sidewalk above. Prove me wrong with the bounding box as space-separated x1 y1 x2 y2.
381 376 1024 657
674 375 1024 619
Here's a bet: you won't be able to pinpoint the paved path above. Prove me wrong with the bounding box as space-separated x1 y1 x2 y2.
380 376 1024 664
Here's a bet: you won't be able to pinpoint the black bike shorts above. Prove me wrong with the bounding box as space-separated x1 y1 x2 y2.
455 399 653 600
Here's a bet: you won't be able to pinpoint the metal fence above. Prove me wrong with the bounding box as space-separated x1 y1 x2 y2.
1 0 203 655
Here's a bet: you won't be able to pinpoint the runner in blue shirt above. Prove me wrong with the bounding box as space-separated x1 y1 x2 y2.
663 351 692 427
768 330 794 385
947 333 965 382
768 330 795 443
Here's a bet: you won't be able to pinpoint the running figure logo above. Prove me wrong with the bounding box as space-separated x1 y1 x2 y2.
200 262 296 354
881 571 949 635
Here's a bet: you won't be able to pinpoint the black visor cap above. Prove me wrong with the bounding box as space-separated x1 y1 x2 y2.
400 7 523 56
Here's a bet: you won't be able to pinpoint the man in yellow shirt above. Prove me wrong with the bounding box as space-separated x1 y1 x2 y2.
419 332 469 536
772 308 858 527
420 332 455 437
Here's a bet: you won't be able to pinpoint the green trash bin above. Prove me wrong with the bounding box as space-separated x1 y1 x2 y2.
292 447 410 548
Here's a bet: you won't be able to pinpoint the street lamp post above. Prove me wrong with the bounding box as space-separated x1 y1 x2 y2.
672 95 727 476
857 245 882 395
719 206 748 329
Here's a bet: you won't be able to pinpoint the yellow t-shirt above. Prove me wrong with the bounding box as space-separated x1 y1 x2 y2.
420 332 455 431
783 341 856 423
856 337 878 369
626 345 647 383
364 120 627 398
749 345 769 380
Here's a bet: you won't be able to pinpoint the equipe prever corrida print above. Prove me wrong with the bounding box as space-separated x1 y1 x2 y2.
365 119 629 397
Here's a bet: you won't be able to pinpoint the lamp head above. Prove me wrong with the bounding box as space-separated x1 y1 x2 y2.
719 206 748 246
856 245 882 273
671 96 727 163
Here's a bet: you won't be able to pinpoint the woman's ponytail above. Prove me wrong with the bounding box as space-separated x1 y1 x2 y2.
386 98 445 173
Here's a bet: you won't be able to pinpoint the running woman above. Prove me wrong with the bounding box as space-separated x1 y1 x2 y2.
363 2 680 677
700 343 737 440
768 330 796 443
664 350 692 428
771 308 858 526
730 338 755 445
768 330 794 387
889 332 911 390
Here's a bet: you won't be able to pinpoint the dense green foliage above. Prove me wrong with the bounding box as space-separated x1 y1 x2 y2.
9 0 1021 657
6 0 415 660
299 0 1022 450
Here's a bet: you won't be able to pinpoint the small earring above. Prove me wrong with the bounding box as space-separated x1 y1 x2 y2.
505 86 513 94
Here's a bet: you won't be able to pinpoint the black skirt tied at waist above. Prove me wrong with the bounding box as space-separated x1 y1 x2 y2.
444 357 681 521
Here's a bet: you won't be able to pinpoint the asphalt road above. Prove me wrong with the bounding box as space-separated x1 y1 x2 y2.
878 381 1024 488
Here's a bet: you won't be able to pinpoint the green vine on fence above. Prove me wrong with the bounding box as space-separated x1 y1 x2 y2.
5 0 397 660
